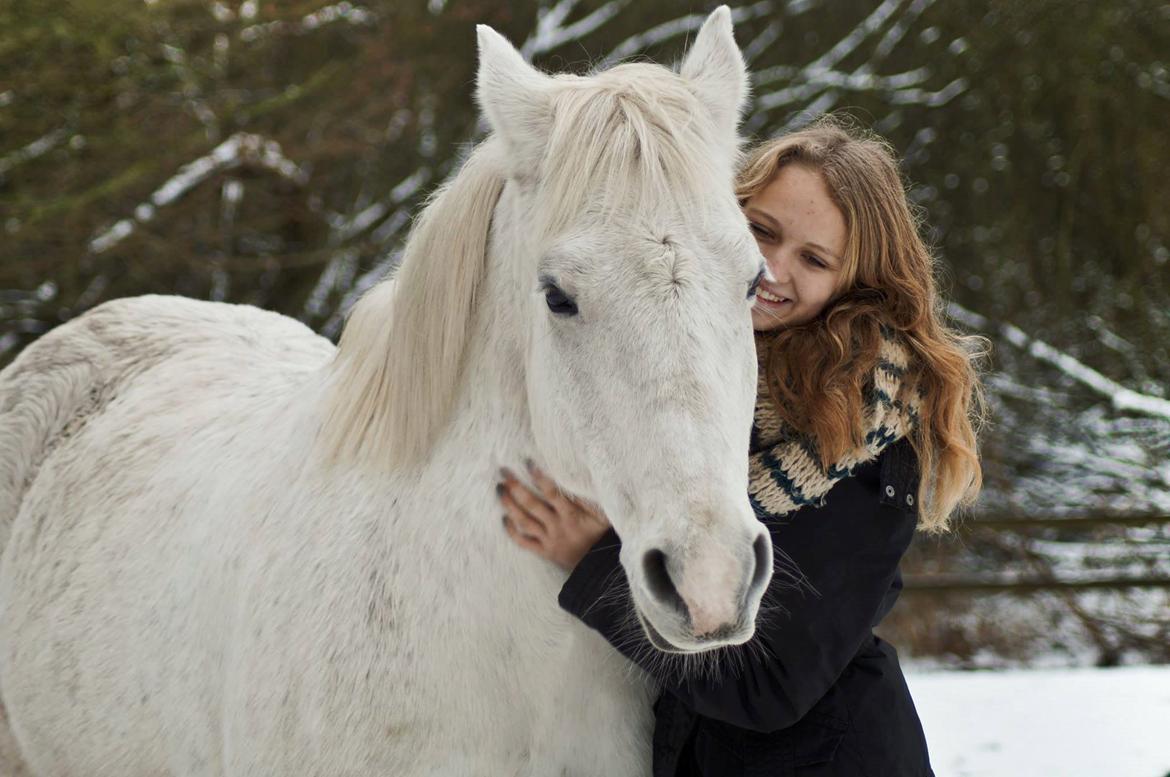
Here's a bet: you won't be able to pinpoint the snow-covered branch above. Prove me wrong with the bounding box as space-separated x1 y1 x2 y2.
804 0 904 72
0 128 69 177
522 0 630 59
754 64 932 92
301 167 433 324
887 78 966 106
88 132 308 254
160 38 220 139
602 1 778 65
327 168 431 244
753 67 953 111
949 302 1170 421
741 21 782 65
0 282 57 357
874 0 931 58
748 0 961 128
240 2 375 43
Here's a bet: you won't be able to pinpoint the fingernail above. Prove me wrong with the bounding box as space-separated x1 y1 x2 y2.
499 467 512 481
495 482 506 497
524 458 537 473
501 515 509 527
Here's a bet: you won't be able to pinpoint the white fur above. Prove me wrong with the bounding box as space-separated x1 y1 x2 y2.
0 10 770 776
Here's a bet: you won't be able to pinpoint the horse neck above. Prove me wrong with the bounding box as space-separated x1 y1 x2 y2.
438 182 536 470
418 207 571 596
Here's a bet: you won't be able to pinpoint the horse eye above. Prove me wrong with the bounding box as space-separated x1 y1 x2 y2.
747 268 764 299
543 282 579 316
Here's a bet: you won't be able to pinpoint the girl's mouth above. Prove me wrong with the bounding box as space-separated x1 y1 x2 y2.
756 288 790 305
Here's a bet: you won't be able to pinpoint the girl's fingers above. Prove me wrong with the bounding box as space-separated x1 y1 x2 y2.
503 515 546 555
500 491 549 539
527 461 608 530
526 461 574 515
501 478 560 529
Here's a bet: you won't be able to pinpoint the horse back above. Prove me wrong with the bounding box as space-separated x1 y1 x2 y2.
0 294 332 560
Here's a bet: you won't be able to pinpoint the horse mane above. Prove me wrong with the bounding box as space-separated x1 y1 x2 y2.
319 139 506 469
321 63 735 470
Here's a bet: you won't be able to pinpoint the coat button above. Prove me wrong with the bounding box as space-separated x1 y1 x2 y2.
906 494 915 506
885 485 896 498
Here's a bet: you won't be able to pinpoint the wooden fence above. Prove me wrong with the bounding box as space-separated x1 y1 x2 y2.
901 513 1170 594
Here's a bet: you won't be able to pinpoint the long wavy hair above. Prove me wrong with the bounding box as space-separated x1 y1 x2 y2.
739 116 987 532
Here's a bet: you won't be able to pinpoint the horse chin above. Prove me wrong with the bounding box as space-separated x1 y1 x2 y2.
635 609 699 655
636 605 759 654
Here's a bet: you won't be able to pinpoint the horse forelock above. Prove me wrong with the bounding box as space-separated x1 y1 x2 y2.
536 63 738 237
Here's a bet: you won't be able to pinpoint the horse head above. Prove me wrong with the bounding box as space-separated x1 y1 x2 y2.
326 7 772 654
479 8 772 653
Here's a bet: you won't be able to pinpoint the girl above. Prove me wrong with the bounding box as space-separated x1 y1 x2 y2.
499 117 984 776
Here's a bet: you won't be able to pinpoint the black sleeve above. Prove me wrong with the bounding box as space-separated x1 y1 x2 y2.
557 441 920 734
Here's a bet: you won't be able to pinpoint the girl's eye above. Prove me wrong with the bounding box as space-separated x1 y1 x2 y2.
748 222 772 240
804 253 826 269
543 282 579 316
747 268 764 299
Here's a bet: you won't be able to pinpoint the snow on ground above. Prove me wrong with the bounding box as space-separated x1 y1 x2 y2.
907 665 1170 777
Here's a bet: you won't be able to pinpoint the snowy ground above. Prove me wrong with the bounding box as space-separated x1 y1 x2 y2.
907 665 1170 777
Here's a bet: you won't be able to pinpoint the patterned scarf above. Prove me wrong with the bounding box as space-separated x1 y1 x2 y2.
748 326 922 520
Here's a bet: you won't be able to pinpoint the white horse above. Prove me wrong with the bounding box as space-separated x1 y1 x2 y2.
0 9 771 776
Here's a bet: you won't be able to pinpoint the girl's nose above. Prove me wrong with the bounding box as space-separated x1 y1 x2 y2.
766 250 794 283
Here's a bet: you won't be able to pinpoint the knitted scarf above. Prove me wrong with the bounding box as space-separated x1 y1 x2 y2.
748 326 922 520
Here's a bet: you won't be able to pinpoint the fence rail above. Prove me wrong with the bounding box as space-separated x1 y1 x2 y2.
903 513 1170 594
961 513 1170 530
903 575 1170 593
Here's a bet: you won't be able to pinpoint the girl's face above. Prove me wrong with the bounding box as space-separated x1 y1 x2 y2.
744 164 846 332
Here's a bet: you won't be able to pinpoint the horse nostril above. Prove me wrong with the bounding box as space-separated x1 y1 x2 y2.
642 548 687 617
747 531 772 600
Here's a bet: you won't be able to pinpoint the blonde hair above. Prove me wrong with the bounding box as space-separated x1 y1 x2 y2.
739 116 987 532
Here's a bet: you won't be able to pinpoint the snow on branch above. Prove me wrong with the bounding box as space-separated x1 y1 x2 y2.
327 168 432 244
805 0 904 72
601 1 778 66
522 0 630 59
88 132 308 255
887 78 967 107
754 66 945 111
240 2 375 43
749 0 955 126
0 128 69 177
873 0 933 58
741 21 782 65
948 302 1170 421
302 167 433 323
754 64 932 92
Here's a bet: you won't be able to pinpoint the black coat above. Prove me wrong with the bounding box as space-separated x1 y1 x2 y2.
558 438 933 777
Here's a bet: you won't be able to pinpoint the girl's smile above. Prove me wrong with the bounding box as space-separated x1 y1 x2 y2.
744 163 846 332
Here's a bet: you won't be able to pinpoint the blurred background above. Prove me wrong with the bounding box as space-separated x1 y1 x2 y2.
1 0 1168 770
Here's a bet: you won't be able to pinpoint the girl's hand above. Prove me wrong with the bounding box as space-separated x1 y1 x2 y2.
498 462 611 571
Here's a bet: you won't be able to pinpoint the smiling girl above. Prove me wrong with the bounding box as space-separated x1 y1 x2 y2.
499 116 985 777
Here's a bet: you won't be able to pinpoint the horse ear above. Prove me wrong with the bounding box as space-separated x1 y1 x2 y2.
679 6 749 133
476 25 553 173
